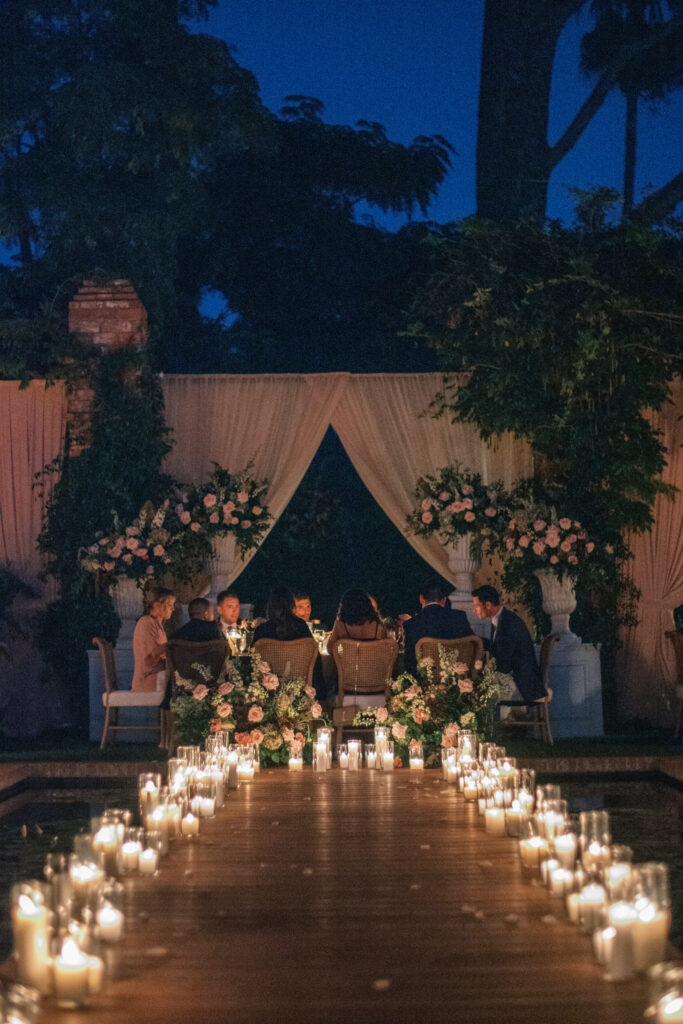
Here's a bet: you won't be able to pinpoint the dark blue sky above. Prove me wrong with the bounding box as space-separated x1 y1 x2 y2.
201 0 683 226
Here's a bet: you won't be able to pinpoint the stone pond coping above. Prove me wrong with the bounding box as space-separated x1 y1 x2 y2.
0 754 681 803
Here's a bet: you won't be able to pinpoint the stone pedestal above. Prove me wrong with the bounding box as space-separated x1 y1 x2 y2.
540 641 604 738
447 534 488 636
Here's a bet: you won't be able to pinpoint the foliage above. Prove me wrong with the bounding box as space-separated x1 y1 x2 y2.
405 205 683 647
0 569 36 642
406 464 506 556
353 646 501 765
171 651 325 765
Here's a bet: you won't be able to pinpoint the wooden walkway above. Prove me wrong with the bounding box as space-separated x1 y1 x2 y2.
36 769 651 1024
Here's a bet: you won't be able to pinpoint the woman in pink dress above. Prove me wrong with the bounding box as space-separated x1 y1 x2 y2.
131 587 176 691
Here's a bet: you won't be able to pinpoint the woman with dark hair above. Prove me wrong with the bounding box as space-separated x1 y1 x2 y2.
132 586 176 691
252 587 313 643
328 588 388 646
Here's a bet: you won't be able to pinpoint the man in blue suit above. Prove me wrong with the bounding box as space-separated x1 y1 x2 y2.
472 584 546 703
403 578 471 675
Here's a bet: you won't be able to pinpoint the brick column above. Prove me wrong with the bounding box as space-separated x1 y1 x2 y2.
66 280 147 455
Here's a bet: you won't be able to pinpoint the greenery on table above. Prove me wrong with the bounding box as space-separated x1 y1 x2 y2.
405 194 683 648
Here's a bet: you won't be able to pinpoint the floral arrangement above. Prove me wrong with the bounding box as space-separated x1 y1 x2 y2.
500 507 597 578
79 464 271 586
353 646 501 765
171 651 326 765
407 464 506 555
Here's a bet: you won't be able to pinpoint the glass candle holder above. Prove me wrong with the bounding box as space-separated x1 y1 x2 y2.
139 833 161 877
441 746 456 780
236 754 255 782
68 855 105 920
409 740 424 771
338 743 349 769
518 819 549 872
52 934 95 1008
374 727 388 760
138 772 162 819
288 741 304 771
603 845 634 902
381 740 395 772
226 746 240 789
552 826 578 871
180 810 200 838
536 783 561 812
539 799 568 840
43 853 71 914
11 883 52 994
578 879 608 933
176 746 200 768
347 738 362 770
458 730 476 759
118 827 143 874
647 965 683 1021
195 778 217 818
505 798 529 838
365 743 376 769
632 863 671 973
317 728 332 768
462 770 479 802
580 811 611 873
0 981 41 1024
146 805 170 853
95 882 125 944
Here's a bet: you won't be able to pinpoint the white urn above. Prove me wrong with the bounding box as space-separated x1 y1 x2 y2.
535 569 580 645
447 533 480 602
209 534 237 601
112 576 142 642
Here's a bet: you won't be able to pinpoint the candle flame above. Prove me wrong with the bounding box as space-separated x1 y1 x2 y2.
60 937 85 964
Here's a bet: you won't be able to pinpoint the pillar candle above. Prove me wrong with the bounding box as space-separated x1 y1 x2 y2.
657 996 683 1022
382 751 394 772
519 836 548 869
288 756 303 771
339 752 349 769
181 813 199 837
553 833 578 870
632 900 670 973
366 751 377 769
53 938 91 1007
96 902 124 942
409 757 424 771
485 808 506 835
578 883 607 932
12 893 50 993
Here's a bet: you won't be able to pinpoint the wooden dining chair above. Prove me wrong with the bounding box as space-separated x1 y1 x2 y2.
494 633 559 745
252 637 319 686
331 638 398 745
415 634 484 678
93 636 165 749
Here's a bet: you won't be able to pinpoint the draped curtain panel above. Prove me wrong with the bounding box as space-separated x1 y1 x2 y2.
328 373 533 582
162 374 347 582
0 381 67 590
617 378 683 726
162 373 532 585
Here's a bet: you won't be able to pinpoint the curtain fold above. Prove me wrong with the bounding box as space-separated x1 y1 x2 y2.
0 381 67 590
617 378 683 725
329 374 533 583
161 374 348 582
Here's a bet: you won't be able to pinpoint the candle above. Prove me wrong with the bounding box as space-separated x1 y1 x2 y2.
139 848 159 876
167 803 182 839
632 899 670 972
463 780 478 802
11 891 50 993
288 756 303 771
87 954 104 995
540 857 560 887
582 839 610 872
382 751 394 772
549 867 574 898
366 751 377 769
53 937 91 1007
339 752 349 769
605 901 637 981
658 996 683 1022
120 840 141 873
485 807 506 836
593 925 615 965
70 861 105 906
237 761 254 781
409 756 424 771
314 744 327 772
198 797 216 818
505 801 526 837
181 813 199 837
553 833 578 870
147 807 170 853
519 835 548 869
211 770 225 808
567 892 580 924
139 779 159 817
227 752 239 789
92 824 119 876
348 740 361 770
447 765 459 785
578 883 607 932
96 902 124 942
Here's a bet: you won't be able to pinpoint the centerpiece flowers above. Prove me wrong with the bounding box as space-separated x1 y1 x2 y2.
171 651 326 765
353 646 502 765
407 464 507 556
499 506 597 580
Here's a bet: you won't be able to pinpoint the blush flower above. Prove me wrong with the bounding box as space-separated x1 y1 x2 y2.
282 727 294 743
549 555 559 564
237 491 249 503
190 521 200 532
533 519 546 532
263 673 279 691
586 542 595 553
223 501 235 515
532 541 545 556
249 729 264 745
252 506 262 516
464 511 476 522
193 684 208 700
453 662 469 675
484 507 496 517
421 511 433 524
218 681 234 696
474 659 483 671
439 491 451 501
203 493 217 507
518 535 530 548
559 517 572 530
304 685 316 700
180 510 191 525
376 707 389 723
153 544 165 556
310 702 323 719
421 498 433 512
392 721 407 740
560 539 572 552
458 678 474 693
104 560 115 571
248 705 264 723
125 537 139 550
235 732 251 746
209 512 219 524
216 703 232 719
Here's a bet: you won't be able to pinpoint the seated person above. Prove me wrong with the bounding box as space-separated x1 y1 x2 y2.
293 592 312 623
171 597 222 642
252 587 313 643
402 577 471 675
216 589 241 635
472 584 546 703
328 589 388 646
132 587 176 691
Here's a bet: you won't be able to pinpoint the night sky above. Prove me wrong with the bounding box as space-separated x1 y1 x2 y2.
199 0 683 226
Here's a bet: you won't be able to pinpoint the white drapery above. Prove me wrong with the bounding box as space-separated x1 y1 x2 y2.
616 378 683 725
161 373 533 584
0 381 67 590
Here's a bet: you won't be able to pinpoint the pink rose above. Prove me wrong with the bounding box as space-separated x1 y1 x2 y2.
376 707 388 723
282 727 294 743
505 537 515 550
462 484 474 495
252 506 262 516
549 555 559 564
311 702 323 719
263 673 279 691
484 507 496 517
304 685 316 699
122 553 133 564
546 533 560 548
532 541 545 556
573 520 582 529
421 511 433 524
439 491 451 502
193 684 208 700
98 537 109 546
209 512 219 524
136 548 148 558
514 549 523 558
453 662 468 675
464 511 476 522
295 731 305 746
218 681 234 696
223 501 235 514
216 703 232 718
180 510 191 525
568 555 578 564
104 561 115 571
153 544 165 556
458 678 473 693
235 732 251 746
463 497 474 510
248 705 264 723
258 660 270 673
474 659 483 670
518 535 530 548
250 729 264 745
126 526 140 536
451 501 465 513
230 516 239 525
560 539 572 552
586 542 595 553
241 520 251 529
203 493 217 507
237 491 249 504
421 498 432 512
125 537 139 550
190 522 200 532
533 519 546 532
559 517 572 530
392 721 407 741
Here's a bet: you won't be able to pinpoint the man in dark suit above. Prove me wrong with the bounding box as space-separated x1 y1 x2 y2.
171 597 222 642
403 578 471 675
472 584 546 703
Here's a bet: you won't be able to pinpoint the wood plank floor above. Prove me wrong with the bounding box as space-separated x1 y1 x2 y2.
37 769 652 1024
